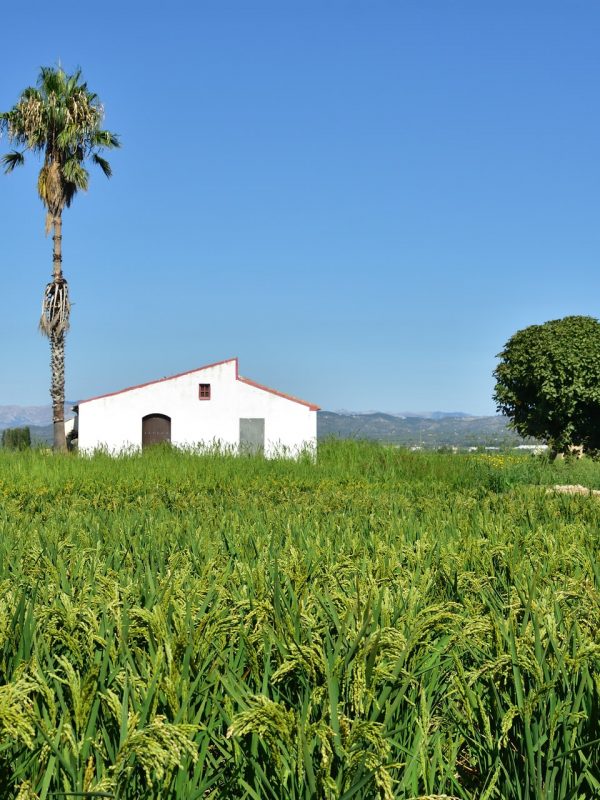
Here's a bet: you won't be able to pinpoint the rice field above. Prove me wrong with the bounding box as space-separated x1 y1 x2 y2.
0 441 599 799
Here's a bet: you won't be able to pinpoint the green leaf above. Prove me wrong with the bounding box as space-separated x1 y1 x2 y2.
92 154 112 178
2 149 25 173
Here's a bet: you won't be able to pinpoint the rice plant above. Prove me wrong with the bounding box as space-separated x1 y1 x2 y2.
0 441 598 798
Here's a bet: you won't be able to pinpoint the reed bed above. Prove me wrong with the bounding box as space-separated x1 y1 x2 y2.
0 441 598 799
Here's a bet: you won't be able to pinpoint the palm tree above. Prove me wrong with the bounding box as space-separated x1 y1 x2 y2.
1 66 119 451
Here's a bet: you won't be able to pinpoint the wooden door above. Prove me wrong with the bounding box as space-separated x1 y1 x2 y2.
142 414 171 448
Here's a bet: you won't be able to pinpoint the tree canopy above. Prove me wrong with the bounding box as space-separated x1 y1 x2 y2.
0 66 119 231
493 315 600 455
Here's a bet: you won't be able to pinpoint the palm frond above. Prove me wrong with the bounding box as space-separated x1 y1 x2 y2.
39 66 65 97
3 65 119 213
2 150 25 173
56 125 80 150
63 181 78 208
92 129 121 149
39 278 70 337
38 161 66 219
62 158 89 191
66 70 82 95
92 153 112 178
21 86 42 101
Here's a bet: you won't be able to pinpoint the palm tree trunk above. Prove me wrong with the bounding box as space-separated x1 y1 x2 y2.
50 215 67 452
50 330 66 451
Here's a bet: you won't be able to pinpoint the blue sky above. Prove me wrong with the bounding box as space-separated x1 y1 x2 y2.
1 1 598 414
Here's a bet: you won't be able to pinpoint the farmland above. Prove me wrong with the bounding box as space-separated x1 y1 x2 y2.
0 442 599 799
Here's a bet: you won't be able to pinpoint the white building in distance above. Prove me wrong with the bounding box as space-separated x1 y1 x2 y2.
75 358 319 456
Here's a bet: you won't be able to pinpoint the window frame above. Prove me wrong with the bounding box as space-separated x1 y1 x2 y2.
198 383 211 400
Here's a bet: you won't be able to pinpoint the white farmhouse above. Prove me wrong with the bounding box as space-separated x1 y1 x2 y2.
75 358 319 456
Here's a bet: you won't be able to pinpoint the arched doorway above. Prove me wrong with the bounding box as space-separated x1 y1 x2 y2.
142 414 171 449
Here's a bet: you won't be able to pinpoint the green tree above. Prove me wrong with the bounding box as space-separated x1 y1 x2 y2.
1 66 119 451
1 426 31 450
493 315 600 456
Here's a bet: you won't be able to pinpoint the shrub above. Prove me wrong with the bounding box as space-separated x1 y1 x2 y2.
2 426 31 450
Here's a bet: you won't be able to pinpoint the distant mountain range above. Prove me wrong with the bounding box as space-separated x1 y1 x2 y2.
334 410 471 420
318 411 532 448
1 404 531 448
0 403 75 429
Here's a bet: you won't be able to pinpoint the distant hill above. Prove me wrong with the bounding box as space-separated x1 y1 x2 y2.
318 411 532 448
0 403 75 429
333 410 470 419
0 404 55 429
28 424 55 445
400 411 472 420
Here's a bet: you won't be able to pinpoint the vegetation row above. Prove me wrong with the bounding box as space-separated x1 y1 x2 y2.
0 441 598 799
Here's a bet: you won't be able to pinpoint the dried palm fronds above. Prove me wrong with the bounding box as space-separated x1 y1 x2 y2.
40 278 70 337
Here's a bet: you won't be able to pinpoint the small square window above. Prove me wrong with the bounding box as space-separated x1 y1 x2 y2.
199 383 211 400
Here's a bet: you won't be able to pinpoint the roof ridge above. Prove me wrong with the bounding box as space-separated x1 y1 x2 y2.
78 358 238 404
77 358 320 410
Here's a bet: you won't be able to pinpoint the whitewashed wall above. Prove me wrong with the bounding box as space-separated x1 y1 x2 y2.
77 359 317 457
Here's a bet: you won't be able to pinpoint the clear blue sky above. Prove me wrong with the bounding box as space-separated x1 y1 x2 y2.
1 1 598 414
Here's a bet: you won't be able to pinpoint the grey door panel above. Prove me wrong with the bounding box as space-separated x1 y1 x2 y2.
239 418 265 455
